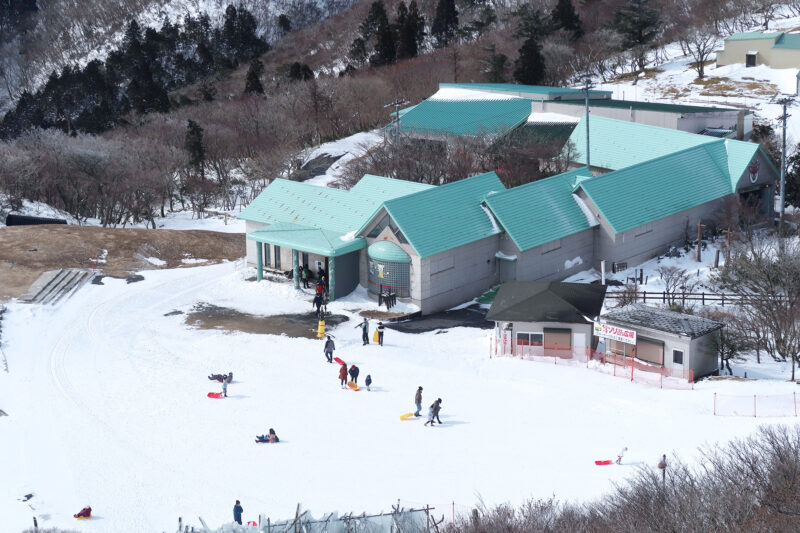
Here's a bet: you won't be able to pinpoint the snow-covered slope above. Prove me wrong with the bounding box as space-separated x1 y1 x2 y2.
0 261 792 532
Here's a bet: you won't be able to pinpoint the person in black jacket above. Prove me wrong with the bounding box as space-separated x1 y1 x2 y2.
348 364 360 385
313 293 324 318
324 335 335 363
377 321 385 346
365 374 372 391
432 398 443 424
355 317 369 345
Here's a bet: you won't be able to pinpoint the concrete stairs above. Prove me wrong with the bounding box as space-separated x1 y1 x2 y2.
19 269 94 305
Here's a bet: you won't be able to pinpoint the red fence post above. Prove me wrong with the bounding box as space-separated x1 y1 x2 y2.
452 501 455 523
795 392 797 417
714 393 716 416
631 358 635 382
691 369 694 390
754 395 757 418
555 344 558 364
660 367 663 389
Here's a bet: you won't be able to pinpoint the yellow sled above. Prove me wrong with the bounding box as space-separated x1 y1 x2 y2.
373 330 379 343
347 381 360 391
75 516 92 520
400 412 415 420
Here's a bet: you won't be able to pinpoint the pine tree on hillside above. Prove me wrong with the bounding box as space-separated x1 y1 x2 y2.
431 0 458 48
513 4 551 40
612 0 661 70
513 35 546 85
185 119 205 179
372 11 396 66
408 1 425 49
277 14 292 36
551 0 583 40
360 1 389 41
244 58 264 94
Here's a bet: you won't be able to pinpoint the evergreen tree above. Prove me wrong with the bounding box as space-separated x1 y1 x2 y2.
551 0 583 40
185 119 205 178
396 1 422 59
431 0 458 48
408 1 425 49
277 14 291 35
349 37 368 65
513 35 546 85
612 0 661 70
244 58 264 94
360 1 389 41
372 8 396 66
513 4 551 40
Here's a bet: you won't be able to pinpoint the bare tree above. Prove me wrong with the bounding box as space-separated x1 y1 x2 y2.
682 25 718 79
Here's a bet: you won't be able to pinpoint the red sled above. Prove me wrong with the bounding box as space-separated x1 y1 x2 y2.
207 392 223 399
594 460 613 465
333 357 346 365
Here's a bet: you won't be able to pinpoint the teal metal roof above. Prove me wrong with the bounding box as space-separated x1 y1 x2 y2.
439 83 612 98
578 143 734 234
247 223 366 256
238 176 433 229
557 98 734 114
773 33 800 49
724 139 779 188
484 169 596 252
398 98 532 137
568 115 718 171
367 240 411 262
725 32 781 41
380 172 506 257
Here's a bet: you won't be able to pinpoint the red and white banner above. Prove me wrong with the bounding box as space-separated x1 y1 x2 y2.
593 322 637 345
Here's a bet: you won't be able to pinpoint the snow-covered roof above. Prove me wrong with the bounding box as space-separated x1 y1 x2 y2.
526 112 581 124
602 304 724 339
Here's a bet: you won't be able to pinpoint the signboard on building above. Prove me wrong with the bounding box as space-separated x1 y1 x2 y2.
593 322 637 345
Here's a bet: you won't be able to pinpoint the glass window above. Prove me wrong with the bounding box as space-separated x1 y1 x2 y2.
516 332 543 346
673 349 684 365
367 215 389 238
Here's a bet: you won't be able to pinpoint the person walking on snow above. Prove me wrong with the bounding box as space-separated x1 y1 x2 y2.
356 317 369 345
432 398 443 424
301 266 309 288
414 386 423 417
339 363 348 388
365 374 372 391
233 500 243 525
377 321 385 346
324 335 335 363
658 454 667 482
349 364 360 385
313 293 324 318
222 374 229 397
616 447 628 465
424 403 435 426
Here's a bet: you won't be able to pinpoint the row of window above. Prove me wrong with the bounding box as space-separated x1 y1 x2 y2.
367 214 408 244
518 332 685 365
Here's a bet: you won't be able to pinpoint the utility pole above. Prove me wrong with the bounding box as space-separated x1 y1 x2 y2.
583 77 592 172
696 220 705 262
770 94 793 238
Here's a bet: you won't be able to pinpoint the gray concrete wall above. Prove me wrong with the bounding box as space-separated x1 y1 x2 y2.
495 320 593 356
418 234 501 313
513 228 596 282
579 191 727 269
690 331 721 378
333 250 360 298
245 220 266 267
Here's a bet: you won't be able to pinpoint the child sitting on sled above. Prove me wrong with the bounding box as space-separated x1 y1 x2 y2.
74 506 92 519
256 428 279 443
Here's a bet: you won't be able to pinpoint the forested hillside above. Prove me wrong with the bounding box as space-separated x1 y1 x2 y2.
0 0 797 229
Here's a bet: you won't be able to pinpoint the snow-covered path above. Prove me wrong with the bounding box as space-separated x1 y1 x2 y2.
0 263 794 532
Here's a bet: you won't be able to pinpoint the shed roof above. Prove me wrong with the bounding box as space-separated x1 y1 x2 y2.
724 32 782 41
380 172 506 257
577 143 734 234
439 83 612 99
556 97 735 115
398 98 532 137
602 304 724 338
773 33 800 49
238 176 433 229
247 223 366 257
486 281 607 323
484 169 597 252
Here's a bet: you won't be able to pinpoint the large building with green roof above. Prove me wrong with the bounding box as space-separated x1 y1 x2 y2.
396 83 752 143
716 31 800 69
240 117 777 314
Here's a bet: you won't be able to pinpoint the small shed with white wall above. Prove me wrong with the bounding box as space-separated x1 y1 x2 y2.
487 281 607 357
597 304 724 379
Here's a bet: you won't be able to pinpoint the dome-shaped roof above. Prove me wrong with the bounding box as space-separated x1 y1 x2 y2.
367 240 411 263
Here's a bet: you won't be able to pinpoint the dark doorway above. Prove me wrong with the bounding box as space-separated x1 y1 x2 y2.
746 53 756 67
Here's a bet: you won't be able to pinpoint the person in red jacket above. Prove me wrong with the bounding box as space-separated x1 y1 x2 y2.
339 363 348 388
